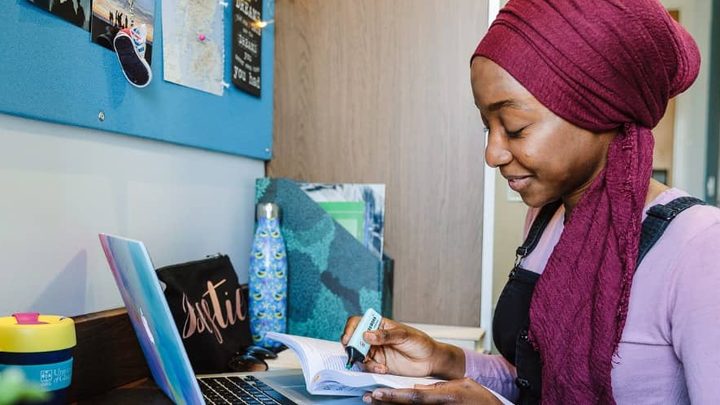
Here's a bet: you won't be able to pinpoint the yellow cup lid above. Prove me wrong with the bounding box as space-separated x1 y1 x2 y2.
0 313 76 353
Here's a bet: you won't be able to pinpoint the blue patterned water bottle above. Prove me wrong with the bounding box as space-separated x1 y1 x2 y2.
249 203 287 349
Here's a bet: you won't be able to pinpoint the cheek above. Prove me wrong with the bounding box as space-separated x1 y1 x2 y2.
546 133 608 189
517 124 565 165
522 131 586 188
514 138 564 175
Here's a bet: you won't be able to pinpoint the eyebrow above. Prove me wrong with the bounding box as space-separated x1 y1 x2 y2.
485 99 525 112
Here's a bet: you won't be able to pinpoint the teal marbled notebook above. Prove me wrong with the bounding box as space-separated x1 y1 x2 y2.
255 178 392 341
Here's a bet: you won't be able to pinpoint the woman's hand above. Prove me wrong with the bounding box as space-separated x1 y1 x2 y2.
361 378 503 404
341 316 465 379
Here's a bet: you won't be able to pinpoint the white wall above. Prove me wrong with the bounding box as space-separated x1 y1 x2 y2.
661 0 712 197
0 113 264 317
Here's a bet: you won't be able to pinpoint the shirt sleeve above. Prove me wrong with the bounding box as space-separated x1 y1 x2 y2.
669 222 720 404
463 348 519 402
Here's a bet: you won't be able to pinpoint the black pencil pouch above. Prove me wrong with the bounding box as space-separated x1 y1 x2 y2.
156 254 253 373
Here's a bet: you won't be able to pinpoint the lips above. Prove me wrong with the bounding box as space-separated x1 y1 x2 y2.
506 175 533 192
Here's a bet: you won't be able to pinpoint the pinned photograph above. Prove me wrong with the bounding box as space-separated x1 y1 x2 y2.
27 0 92 31
91 0 155 64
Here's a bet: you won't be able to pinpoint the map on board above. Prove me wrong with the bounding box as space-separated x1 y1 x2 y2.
162 0 225 96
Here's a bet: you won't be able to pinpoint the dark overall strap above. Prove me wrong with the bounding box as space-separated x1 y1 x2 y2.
510 196 705 405
515 200 563 268
637 196 706 266
492 201 563 368
505 201 562 404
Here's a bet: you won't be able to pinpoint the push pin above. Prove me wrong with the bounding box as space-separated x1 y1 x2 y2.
198 34 206 42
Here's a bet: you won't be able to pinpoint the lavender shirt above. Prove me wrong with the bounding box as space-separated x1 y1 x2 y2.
464 188 720 404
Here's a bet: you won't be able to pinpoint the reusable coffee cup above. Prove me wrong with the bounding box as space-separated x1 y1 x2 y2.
0 313 76 404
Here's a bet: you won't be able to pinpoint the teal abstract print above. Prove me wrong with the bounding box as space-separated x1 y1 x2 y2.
256 178 387 341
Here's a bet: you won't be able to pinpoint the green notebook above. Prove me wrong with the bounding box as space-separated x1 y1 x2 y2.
317 201 366 244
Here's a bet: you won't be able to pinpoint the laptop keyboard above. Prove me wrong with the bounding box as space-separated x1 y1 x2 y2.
198 375 296 405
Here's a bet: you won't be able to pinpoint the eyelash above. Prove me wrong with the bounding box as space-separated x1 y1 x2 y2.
506 126 527 138
482 125 528 138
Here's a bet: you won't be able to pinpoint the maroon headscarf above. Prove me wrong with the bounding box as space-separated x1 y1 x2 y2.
473 0 700 403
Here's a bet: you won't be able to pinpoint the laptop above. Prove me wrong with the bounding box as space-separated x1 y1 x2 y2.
99 233 361 405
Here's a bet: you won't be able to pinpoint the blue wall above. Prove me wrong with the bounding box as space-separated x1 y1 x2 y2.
0 0 274 160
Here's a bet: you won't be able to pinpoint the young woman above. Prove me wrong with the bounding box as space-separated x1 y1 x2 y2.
342 0 720 403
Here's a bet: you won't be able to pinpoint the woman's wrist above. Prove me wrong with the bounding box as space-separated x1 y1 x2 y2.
431 341 466 380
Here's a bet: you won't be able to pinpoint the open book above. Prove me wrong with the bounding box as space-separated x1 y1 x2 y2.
266 332 443 396
266 332 512 405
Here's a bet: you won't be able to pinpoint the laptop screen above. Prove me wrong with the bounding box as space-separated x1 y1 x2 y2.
99 233 204 404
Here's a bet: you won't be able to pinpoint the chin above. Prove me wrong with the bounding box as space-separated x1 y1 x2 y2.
520 197 544 208
519 192 556 208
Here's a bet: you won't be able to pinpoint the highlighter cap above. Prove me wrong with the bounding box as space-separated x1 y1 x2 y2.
346 308 382 360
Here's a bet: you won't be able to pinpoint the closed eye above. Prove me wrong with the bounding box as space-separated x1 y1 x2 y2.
506 126 528 138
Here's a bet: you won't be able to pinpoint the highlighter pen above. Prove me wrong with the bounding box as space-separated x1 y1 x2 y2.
345 308 382 369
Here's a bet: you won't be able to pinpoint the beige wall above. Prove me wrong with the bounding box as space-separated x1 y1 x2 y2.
653 98 676 185
270 0 489 326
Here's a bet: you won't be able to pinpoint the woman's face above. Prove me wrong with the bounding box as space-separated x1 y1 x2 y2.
471 57 615 209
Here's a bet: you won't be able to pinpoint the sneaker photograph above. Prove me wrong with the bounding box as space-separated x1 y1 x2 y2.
113 24 152 88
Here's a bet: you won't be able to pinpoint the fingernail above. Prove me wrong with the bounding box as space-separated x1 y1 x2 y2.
363 393 373 403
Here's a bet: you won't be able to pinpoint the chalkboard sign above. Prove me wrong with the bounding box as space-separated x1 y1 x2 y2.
232 0 262 97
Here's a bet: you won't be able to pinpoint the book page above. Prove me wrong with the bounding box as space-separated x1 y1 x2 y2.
266 332 363 389
266 332 440 396
312 368 442 396
266 332 513 404
313 369 513 404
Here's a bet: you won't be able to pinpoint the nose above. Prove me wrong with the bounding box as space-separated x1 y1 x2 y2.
484 129 512 168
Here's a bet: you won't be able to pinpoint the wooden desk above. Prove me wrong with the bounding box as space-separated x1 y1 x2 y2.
75 378 170 404
68 307 302 403
68 308 484 403
69 309 151 402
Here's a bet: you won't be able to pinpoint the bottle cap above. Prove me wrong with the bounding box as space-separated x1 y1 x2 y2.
0 313 76 353
256 203 280 220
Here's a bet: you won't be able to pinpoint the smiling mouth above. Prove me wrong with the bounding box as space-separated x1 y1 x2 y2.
506 176 532 192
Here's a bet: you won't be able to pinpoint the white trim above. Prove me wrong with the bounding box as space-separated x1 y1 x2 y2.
481 166 496 352
480 0 501 352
